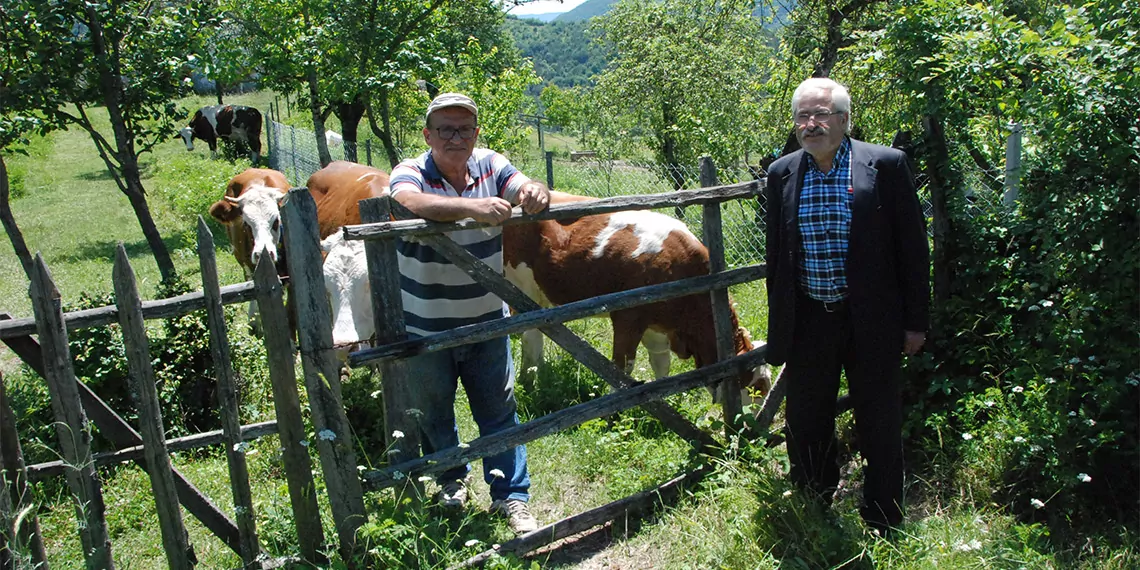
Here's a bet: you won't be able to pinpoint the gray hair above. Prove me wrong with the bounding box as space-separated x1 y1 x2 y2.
792 77 853 135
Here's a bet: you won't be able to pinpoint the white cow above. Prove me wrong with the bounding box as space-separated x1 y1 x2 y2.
321 231 373 361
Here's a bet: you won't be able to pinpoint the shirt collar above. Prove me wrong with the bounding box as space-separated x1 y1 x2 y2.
806 136 851 174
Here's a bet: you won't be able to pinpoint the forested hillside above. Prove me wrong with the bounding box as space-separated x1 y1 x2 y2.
503 16 609 89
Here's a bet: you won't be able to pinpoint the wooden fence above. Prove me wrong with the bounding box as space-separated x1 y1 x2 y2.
0 160 788 569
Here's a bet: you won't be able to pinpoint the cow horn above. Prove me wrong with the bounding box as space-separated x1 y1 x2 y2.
224 195 241 204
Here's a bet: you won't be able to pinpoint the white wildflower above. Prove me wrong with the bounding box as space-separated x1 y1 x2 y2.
1013 436 1026 443
1030 498 1045 509
782 490 793 498
489 469 505 479
318 429 337 441
1078 473 1092 483
464 539 481 548
393 470 405 480
418 475 433 483
962 433 974 441
371 390 382 399
392 430 405 439
1041 300 1053 307
1012 386 1024 393
984 400 995 407
1086 418 1096 427
954 539 983 552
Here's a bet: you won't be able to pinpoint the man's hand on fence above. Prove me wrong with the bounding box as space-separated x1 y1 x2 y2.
470 197 514 225
517 182 550 214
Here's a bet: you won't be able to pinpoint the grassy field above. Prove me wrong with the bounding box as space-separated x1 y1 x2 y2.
1 94 1134 569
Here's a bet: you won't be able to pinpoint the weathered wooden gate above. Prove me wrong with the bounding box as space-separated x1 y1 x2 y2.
341 171 787 566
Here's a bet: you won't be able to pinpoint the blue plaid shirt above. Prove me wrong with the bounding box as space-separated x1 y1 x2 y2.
797 137 853 303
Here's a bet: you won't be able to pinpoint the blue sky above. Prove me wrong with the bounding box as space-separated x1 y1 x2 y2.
506 0 589 16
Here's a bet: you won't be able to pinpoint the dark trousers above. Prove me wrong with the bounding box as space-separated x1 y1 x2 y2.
785 293 904 527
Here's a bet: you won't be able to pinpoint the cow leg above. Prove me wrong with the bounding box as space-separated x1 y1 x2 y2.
610 312 647 377
640 329 673 378
208 138 218 160
520 329 545 377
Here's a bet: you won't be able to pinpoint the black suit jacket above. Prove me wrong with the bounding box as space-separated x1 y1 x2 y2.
764 138 930 366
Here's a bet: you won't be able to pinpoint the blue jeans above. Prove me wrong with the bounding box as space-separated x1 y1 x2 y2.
405 337 530 502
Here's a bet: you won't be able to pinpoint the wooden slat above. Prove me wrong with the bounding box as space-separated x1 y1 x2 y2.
26 422 278 479
362 347 769 489
281 188 366 566
112 247 195 569
197 219 260 568
0 313 245 555
359 197 424 479
253 253 325 563
699 157 741 430
417 233 718 453
0 373 49 569
0 282 259 339
28 254 114 568
349 265 766 367
343 181 762 241
450 466 711 569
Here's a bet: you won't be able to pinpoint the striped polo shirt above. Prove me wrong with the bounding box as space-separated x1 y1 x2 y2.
389 148 531 337
797 137 853 303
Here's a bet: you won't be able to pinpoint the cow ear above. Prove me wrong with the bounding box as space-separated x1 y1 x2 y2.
209 200 240 223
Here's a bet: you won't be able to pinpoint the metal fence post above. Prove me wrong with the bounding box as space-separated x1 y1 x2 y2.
1003 123 1022 209
366 139 372 166
546 151 554 190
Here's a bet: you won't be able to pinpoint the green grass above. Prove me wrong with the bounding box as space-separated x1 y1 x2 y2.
2 92 1136 569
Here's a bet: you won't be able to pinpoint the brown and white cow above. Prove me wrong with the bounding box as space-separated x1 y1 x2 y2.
181 105 263 165
503 207 772 404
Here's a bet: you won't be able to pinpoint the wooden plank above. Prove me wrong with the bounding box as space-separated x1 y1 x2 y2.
27 422 278 479
253 253 325 563
197 219 260 568
418 233 718 453
450 466 711 569
362 346 768 489
343 181 763 241
699 156 741 431
0 313 245 555
28 255 114 568
112 247 195 569
0 373 49 570
349 265 766 367
0 282 259 339
281 188 366 566
358 197 423 471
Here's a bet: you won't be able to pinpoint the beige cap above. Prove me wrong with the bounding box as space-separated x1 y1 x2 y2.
425 93 478 122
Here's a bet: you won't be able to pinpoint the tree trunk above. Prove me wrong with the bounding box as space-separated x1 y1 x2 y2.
215 79 225 105
922 114 954 303
0 157 35 281
307 68 333 168
334 97 366 164
368 90 402 168
85 4 177 282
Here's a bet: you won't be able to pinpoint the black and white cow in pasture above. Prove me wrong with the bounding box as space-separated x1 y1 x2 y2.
180 105 263 165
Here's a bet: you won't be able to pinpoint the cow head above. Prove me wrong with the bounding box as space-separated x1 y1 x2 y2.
180 127 194 150
209 184 286 267
320 231 373 361
675 324 772 406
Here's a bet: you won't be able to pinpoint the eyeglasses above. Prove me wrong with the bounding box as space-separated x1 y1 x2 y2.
794 110 845 124
435 126 478 140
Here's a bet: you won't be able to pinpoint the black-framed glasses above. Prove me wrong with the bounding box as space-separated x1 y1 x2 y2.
794 110 845 124
435 126 478 140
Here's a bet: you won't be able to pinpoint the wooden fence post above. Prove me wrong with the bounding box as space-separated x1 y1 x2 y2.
28 254 114 569
281 188 367 566
252 254 325 563
112 246 195 569
358 197 424 499
196 220 260 568
699 156 742 431
0 372 49 570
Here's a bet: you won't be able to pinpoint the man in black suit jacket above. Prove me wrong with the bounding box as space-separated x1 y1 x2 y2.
764 77 930 534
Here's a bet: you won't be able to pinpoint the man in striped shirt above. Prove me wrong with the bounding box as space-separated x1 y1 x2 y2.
389 93 548 535
764 78 930 537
